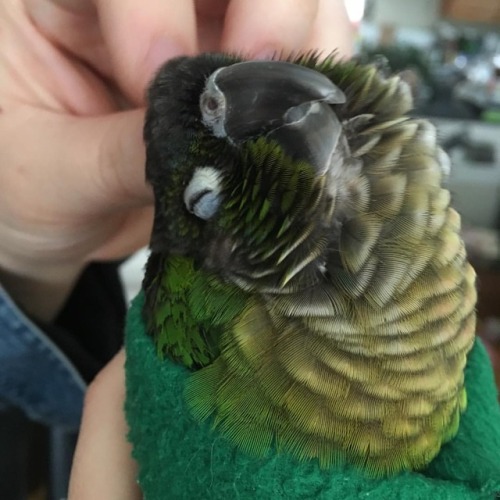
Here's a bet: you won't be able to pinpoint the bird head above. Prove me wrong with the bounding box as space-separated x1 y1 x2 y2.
144 54 358 292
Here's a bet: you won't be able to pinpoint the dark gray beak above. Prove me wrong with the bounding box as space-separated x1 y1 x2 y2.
200 60 346 175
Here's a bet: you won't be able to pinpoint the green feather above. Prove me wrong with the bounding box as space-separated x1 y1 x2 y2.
148 255 247 368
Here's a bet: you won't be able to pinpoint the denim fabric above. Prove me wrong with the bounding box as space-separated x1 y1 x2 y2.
0 285 85 430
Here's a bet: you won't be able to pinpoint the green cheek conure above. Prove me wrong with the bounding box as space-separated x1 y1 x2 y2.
141 53 476 477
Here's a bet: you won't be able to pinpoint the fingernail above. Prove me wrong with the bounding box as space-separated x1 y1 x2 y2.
144 37 188 82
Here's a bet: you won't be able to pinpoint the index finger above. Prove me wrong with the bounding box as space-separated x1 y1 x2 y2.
221 0 319 58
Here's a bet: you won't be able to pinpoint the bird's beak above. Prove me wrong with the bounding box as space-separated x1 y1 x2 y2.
201 60 345 141
200 60 346 175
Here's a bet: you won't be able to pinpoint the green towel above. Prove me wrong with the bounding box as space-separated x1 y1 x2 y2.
125 292 500 499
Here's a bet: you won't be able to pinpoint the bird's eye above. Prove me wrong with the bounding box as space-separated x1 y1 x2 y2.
187 190 220 220
184 167 222 220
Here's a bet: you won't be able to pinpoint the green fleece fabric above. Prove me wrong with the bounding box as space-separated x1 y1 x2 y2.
125 293 500 499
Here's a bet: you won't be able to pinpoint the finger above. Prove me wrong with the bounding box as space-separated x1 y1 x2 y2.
24 0 113 82
68 350 141 500
305 0 354 59
0 108 151 221
95 0 197 104
221 0 319 58
89 206 153 262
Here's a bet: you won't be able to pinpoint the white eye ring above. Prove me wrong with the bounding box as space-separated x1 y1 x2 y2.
184 167 222 220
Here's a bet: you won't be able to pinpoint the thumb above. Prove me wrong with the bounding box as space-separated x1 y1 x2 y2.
95 0 197 104
68 350 141 500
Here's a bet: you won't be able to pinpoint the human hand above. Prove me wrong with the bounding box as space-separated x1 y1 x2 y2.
0 0 352 322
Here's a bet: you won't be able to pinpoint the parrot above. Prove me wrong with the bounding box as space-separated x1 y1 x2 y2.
141 52 477 477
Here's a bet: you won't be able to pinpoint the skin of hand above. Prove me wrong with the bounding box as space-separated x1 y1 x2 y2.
68 350 142 500
0 0 353 497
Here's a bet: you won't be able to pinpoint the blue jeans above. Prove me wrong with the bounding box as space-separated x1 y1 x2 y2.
0 285 85 430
